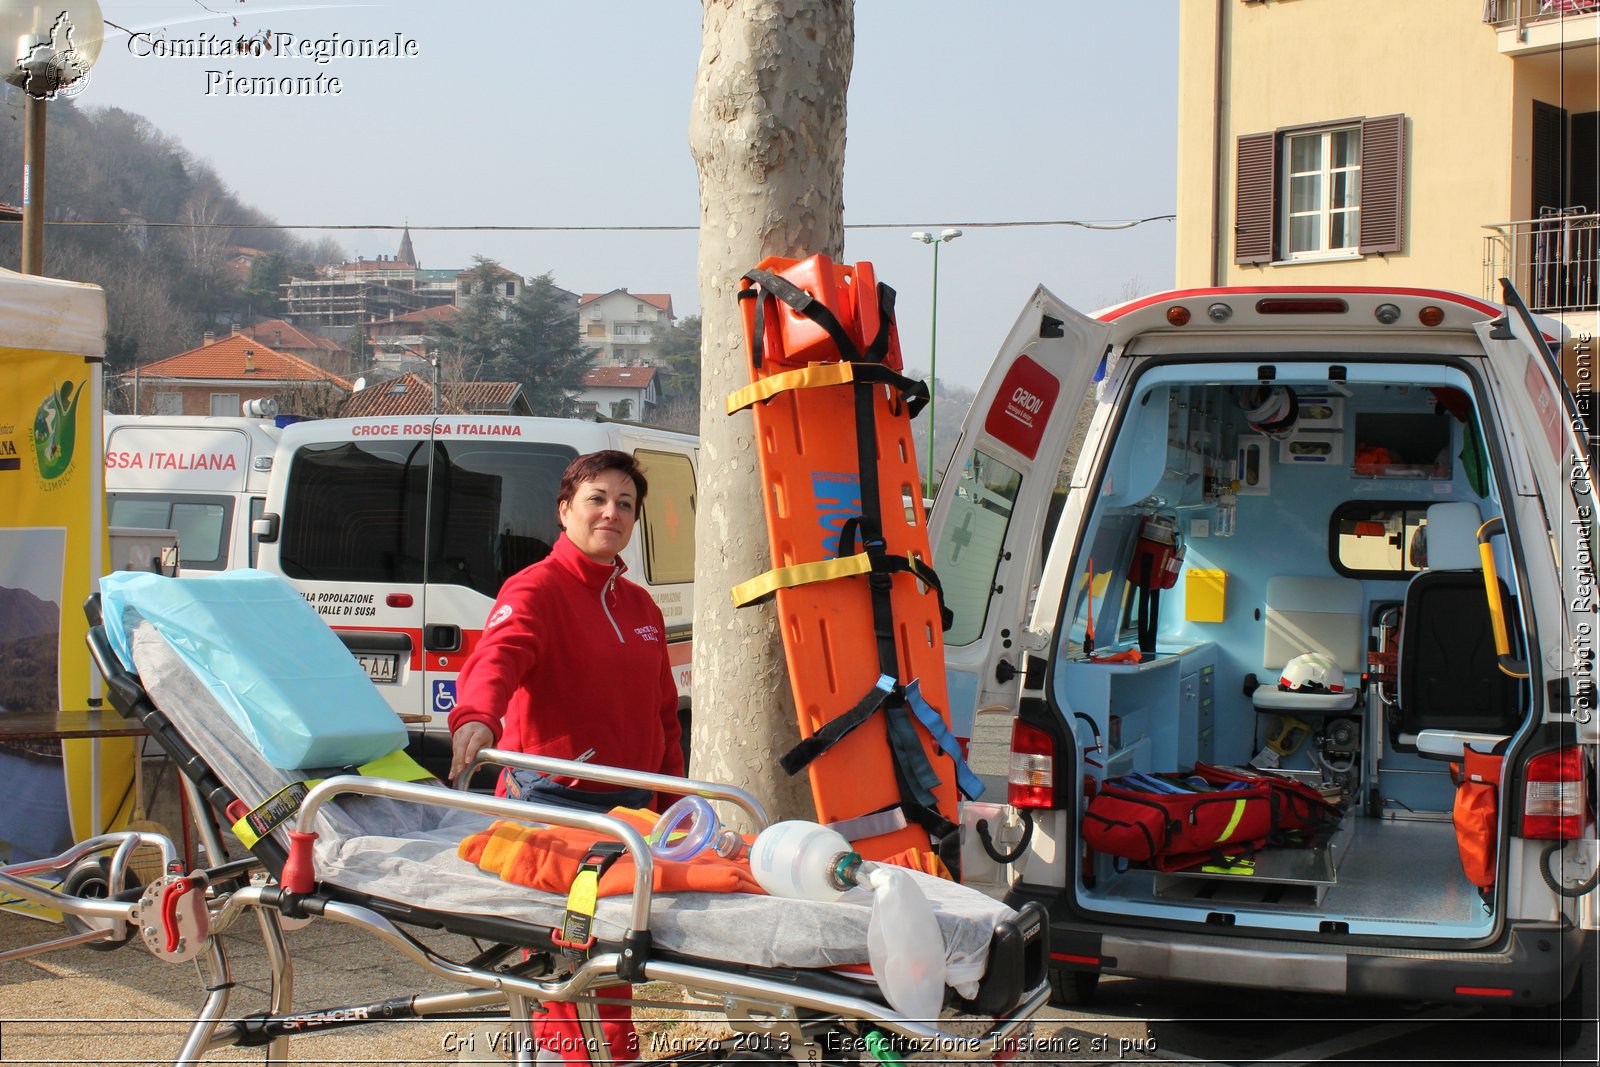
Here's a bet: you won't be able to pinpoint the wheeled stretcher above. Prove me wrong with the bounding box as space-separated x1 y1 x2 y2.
0 579 1047 1066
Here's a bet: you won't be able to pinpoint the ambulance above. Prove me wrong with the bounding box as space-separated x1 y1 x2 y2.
252 416 698 776
932 283 1595 1040
103 414 282 573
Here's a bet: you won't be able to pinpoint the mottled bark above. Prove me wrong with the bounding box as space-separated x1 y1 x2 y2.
688 0 853 827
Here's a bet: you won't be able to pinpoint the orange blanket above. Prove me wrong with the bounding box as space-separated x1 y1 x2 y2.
459 808 765 897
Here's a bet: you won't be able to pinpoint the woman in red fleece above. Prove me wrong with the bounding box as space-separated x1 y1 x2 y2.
448 449 682 1066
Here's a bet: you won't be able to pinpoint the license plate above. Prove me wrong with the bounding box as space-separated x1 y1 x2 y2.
357 653 399 683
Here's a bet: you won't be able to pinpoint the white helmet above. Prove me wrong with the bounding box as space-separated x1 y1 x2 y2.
1279 651 1343 693
1240 385 1299 440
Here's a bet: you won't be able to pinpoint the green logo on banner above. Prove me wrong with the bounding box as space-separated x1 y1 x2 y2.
33 379 84 483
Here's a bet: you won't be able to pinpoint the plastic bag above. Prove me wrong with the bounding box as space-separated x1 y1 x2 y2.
99 568 407 770
865 865 947 1020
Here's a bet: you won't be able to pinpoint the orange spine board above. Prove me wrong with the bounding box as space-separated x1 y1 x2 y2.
737 255 955 861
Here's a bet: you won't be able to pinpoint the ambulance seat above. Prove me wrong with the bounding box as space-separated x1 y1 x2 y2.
1251 575 1364 717
1393 502 1522 755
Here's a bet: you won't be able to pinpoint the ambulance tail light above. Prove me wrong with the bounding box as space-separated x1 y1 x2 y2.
1009 720 1056 809
1522 747 1589 840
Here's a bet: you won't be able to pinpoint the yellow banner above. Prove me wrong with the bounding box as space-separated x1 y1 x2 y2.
1 345 130 880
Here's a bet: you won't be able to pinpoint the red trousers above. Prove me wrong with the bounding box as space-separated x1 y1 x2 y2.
536 983 637 1065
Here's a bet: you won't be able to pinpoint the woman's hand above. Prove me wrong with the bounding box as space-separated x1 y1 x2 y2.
449 721 495 784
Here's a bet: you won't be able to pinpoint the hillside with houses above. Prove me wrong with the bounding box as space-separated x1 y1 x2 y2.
0 101 699 430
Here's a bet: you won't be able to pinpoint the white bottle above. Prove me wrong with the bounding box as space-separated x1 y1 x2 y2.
748 820 865 902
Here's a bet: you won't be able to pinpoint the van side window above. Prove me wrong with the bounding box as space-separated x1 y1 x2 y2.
1329 500 1430 578
109 493 233 571
635 449 696 585
933 449 1023 646
430 442 574 597
279 441 430 583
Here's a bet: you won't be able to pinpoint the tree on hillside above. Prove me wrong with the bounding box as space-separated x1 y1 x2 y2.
502 273 592 417
428 261 591 416
430 257 508 380
241 252 288 321
688 0 854 826
0 101 346 375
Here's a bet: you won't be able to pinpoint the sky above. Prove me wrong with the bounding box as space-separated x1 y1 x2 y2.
37 0 1178 391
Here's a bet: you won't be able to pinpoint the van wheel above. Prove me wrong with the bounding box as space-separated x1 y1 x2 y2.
1505 962 1585 1049
1049 967 1099 1005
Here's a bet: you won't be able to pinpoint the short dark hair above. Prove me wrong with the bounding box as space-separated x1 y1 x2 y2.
558 449 648 508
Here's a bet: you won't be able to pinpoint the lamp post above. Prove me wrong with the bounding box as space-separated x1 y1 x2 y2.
910 227 961 493
0 1 103 275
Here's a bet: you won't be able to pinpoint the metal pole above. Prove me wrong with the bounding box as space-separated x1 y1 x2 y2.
925 240 940 494
21 94 45 275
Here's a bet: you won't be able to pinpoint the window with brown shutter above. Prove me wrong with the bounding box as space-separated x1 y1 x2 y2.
1358 114 1405 255
1235 115 1407 265
1235 132 1276 265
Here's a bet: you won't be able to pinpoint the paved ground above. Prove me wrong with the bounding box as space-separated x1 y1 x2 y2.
5 716 1589 1065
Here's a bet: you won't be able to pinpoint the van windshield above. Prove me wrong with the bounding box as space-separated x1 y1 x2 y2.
278 438 575 597
431 440 574 597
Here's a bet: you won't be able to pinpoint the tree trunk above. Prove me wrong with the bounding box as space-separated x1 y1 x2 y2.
688 0 854 828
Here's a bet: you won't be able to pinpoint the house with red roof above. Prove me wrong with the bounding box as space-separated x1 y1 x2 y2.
578 289 673 367
339 372 532 418
125 331 350 417
362 304 460 373
241 318 351 376
577 365 658 421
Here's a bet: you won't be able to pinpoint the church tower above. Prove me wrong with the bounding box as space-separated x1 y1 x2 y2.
396 225 417 268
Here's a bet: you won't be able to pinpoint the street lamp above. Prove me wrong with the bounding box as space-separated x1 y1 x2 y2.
0 1 103 275
910 227 961 493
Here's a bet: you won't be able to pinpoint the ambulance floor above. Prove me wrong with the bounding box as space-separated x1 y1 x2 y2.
1087 815 1484 929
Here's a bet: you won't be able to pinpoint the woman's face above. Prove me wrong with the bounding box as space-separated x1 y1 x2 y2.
558 469 639 564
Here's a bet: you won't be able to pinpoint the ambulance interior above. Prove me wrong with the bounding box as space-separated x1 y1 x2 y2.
1052 361 1529 938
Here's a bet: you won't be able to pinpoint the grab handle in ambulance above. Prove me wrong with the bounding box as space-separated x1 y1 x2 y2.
1476 517 1529 679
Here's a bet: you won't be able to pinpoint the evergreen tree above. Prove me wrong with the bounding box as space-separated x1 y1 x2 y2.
502 273 592 417
656 314 702 404
428 261 591 416
241 252 287 320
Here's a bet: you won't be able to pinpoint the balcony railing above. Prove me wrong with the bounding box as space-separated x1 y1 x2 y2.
1483 0 1600 30
1484 212 1600 312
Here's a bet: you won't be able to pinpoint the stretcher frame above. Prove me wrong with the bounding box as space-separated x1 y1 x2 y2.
0 600 1048 1066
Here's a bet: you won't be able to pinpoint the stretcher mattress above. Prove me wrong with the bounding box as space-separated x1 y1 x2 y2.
124 617 1012 991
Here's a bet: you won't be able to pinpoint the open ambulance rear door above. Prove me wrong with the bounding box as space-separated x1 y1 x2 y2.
929 287 1108 747
1479 281 1599 926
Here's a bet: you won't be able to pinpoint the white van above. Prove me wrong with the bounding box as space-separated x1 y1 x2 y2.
104 415 282 573
932 284 1595 1035
253 416 698 776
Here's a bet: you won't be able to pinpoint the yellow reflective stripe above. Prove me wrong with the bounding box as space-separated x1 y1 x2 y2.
731 553 873 607
1213 798 1249 844
228 749 433 848
566 867 600 919
232 779 322 849
725 362 859 414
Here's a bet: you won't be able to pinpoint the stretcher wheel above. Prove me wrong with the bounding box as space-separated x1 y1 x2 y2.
1048 966 1099 1005
62 858 135 953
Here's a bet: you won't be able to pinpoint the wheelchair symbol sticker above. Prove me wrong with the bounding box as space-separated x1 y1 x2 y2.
432 680 457 715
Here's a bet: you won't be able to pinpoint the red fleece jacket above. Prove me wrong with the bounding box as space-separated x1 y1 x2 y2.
448 533 683 789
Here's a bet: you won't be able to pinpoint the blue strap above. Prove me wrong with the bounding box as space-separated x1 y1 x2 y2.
905 679 986 800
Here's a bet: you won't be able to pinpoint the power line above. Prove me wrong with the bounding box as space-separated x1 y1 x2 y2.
9 215 1175 233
